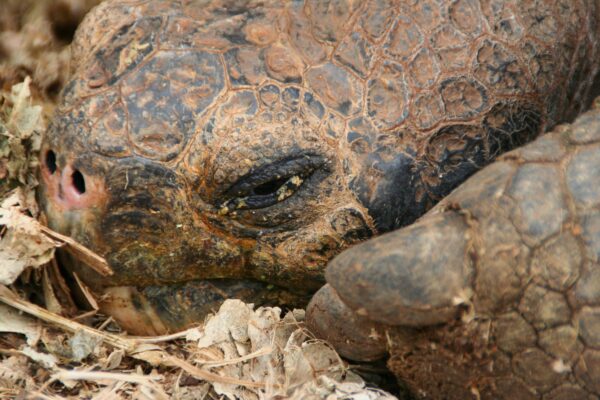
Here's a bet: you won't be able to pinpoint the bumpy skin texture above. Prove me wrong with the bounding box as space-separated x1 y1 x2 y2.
307 104 600 398
39 0 600 334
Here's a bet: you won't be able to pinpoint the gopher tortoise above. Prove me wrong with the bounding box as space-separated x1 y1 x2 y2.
37 0 600 397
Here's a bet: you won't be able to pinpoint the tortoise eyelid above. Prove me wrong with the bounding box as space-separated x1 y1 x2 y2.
224 153 326 198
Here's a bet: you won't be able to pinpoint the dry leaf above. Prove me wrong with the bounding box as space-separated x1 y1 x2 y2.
69 329 102 362
0 190 57 284
0 188 111 286
196 299 254 349
185 300 398 399
289 375 398 400
0 284 399 399
0 355 33 390
0 77 44 197
0 303 40 345
283 341 343 391
7 77 43 140
21 345 58 368
101 349 125 370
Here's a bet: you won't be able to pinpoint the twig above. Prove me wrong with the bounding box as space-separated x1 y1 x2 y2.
26 392 62 400
72 310 98 321
51 369 162 385
0 285 275 389
128 328 199 344
92 381 127 400
0 285 134 351
39 225 113 277
196 346 273 367
163 354 267 389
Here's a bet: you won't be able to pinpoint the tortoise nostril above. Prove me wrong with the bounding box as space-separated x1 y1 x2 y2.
72 170 86 194
45 150 57 174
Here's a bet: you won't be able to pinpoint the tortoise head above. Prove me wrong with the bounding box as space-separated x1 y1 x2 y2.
38 3 380 333
39 89 378 332
40 72 378 283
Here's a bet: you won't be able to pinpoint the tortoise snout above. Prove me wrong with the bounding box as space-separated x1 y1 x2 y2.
41 149 107 212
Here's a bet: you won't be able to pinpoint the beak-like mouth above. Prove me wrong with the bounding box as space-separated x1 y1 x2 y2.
94 278 311 335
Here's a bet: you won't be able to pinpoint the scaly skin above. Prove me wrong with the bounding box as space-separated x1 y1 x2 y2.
308 103 600 399
38 0 600 335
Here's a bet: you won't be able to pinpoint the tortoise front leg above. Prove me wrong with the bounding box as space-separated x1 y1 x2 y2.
308 105 600 399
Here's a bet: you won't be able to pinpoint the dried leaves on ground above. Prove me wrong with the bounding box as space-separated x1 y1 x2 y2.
0 285 396 399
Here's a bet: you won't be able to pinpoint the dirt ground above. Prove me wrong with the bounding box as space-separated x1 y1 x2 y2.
0 1 399 398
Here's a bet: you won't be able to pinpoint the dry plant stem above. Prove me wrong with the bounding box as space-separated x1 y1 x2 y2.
72 310 98 320
27 392 62 400
72 272 100 310
0 348 22 356
51 369 161 385
164 354 267 389
196 346 273 367
127 329 196 343
0 285 133 350
0 285 275 389
39 225 113 277
93 381 127 400
1 389 20 398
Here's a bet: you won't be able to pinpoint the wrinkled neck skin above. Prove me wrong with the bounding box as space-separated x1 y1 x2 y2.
37 0 600 334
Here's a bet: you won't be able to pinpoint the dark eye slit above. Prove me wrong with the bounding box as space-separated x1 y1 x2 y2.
252 176 290 196
220 173 307 214
225 154 325 197
218 154 327 213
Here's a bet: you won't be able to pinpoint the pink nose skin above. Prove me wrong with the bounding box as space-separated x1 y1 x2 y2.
41 151 106 212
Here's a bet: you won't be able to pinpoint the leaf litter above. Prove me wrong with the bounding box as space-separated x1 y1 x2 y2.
0 1 398 399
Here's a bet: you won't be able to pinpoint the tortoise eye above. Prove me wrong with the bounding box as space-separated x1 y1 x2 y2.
218 154 325 214
219 173 308 214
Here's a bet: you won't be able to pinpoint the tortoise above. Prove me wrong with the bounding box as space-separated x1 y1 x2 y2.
37 0 600 394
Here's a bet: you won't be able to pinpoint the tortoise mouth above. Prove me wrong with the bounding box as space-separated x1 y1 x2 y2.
96 278 310 335
54 247 310 335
